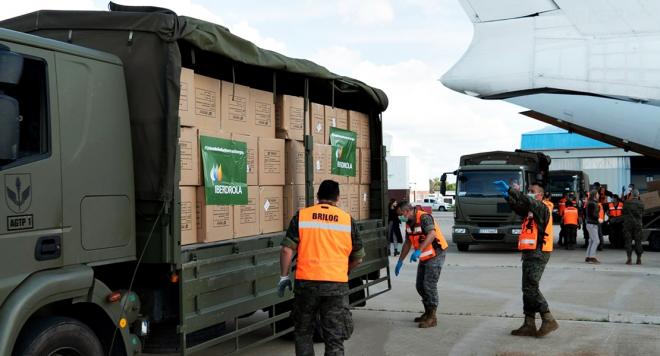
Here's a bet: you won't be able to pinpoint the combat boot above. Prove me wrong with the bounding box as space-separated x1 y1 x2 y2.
636 256 642 265
536 312 559 337
626 256 632 265
419 307 437 328
414 305 428 323
511 315 536 336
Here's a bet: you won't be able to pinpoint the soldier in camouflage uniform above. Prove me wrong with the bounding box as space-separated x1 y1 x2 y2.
394 201 447 328
623 189 645 265
278 180 364 356
495 181 558 337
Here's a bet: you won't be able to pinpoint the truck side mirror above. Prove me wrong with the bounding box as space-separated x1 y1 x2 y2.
440 173 447 196
0 45 23 162
0 44 24 85
0 95 20 161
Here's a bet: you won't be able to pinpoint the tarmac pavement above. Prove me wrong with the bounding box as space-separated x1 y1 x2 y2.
235 212 660 356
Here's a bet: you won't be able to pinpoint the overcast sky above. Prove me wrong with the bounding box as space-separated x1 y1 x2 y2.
2 0 546 185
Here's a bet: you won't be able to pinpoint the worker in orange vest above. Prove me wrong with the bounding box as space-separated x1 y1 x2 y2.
557 193 568 246
279 180 364 356
394 201 448 328
494 180 558 337
607 195 624 247
562 200 580 250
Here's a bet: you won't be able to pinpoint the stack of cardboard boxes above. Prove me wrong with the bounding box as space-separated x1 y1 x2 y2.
178 68 285 245
178 68 373 243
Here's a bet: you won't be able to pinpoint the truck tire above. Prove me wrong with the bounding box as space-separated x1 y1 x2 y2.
457 243 470 252
14 316 104 356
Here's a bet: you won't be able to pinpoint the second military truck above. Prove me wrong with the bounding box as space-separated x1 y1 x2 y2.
441 150 551 251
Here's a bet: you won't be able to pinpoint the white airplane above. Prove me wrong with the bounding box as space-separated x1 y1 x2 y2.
441 0 660 159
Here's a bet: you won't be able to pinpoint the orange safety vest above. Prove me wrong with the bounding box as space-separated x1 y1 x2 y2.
518 200 554 252
562 207 579 226
296 204 353 282
608 202 623 217
406 209 448 262
558 198 567 217
598 203 605 223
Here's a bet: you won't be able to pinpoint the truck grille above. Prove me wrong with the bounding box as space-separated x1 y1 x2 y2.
473 233 505 241
469 215 509 222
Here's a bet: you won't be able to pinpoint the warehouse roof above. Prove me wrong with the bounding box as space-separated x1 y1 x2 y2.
521 126 612 150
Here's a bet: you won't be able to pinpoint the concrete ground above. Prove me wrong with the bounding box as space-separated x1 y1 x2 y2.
231 212 660 355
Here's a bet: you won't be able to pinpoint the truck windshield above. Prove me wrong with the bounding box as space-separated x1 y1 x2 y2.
457 171 522 198
549 175 577 195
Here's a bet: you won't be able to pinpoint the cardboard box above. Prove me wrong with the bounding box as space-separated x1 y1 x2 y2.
284 184 306 229
360 148 371 184
258 138 285 185
640 191 660 211
194 74 221 132
647 181 660 192
337 184 350 212
348 185 360 218
250 88 276 138
348 111 370 148
196 187 233 242
180 187 198 245
221 81 250 134
179 68 195 127
179 127 200 186
232 133 258 186
310 102 325 145
349 148 360 185
359 184 370 220
313 144 331 184
234 186 259 238
276 95 305 141
286 140 306 185
324 106 348 144
260 186 284 234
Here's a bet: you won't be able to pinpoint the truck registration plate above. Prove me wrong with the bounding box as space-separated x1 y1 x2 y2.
479 228 498 234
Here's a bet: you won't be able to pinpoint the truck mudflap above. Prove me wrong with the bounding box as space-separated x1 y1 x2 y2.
178 219 390 355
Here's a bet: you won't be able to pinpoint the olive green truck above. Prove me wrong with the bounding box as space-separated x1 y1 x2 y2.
0 4 390 355
441 150 551 251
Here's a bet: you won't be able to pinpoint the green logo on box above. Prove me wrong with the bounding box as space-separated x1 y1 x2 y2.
329 127 357 177
200 135 248 205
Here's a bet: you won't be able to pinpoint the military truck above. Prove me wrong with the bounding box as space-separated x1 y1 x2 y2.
441 150 551 251
548 170 590 221
0 5 390 355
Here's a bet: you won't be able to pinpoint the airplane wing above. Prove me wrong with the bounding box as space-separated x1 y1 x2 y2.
442 0 660 159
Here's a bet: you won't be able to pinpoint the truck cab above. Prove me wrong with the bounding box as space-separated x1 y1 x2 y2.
548 170 590 221
442 151 550 251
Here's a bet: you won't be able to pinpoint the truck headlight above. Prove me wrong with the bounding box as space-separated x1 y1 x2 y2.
511 229 522 235
453 228 466 234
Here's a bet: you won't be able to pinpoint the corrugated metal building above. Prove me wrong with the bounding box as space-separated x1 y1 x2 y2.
521 126 660 194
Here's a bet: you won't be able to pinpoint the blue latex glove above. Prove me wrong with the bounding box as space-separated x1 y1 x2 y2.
493 180 510 198
410 249 422 263
277 276 292 297
395 260 403 276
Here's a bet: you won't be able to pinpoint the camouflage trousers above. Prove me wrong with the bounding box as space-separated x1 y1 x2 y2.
521 250 551 316
293 282 353 356
415 249 446 308
624 222 644 257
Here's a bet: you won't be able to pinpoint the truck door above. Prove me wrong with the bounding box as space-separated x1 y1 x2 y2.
0 42 62 303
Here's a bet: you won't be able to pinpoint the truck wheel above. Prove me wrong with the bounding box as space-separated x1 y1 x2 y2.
457 243 470 252
438 206 446 212
14 316 104 356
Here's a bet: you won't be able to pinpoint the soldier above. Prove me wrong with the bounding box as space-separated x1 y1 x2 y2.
494 180 558 337
393 200 448 328
278 180 364 356
623 189 645 265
